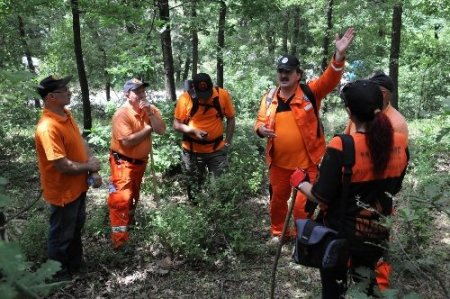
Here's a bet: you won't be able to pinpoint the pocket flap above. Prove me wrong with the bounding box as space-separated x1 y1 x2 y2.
295 219 337 245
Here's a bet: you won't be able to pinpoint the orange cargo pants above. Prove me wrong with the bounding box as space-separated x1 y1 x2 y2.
269 164 318 237
107 154 146 248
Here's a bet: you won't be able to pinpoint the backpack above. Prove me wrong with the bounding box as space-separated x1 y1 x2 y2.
266 83 323 137
182 80 225 151
184 80 223 123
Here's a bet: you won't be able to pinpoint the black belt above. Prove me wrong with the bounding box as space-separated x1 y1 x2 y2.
111 151 145 165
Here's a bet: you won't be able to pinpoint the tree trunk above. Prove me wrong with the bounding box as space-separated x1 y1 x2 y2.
321 0 333 72
158 0 176 101
216 0 226 88
18 15 40 108
290 8 300 56
281 12 289 54
191 0 198 77
265 21 275 57
389 1 402 110
71 0 92 136
183 56 191 82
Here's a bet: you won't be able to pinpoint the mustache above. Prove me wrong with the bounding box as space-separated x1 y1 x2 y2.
280 77 289 82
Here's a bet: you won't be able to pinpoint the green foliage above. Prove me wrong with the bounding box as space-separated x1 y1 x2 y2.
18 214 48 262
0 241 62 299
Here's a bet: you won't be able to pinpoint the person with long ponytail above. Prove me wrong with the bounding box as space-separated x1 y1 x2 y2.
289 80 409 298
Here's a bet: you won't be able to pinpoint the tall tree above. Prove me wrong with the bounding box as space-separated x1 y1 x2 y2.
18 15 40 108
389 1 402 110
281 12 289 53
290 7 300 56
216 0 226 87
321 0 333 72
191 0 198 77
158 0 176 101
71 0 92 135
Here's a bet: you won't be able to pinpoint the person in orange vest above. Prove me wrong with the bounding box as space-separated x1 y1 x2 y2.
173 73 236 201
290 80 409 298
108 78 166 249
344 71 409 291
254 28 355 245
35 75 102 281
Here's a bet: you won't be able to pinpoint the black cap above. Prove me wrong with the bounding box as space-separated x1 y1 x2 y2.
193 73 213 99
36 75 72 99
369 71 394 92
277 54 300 71
123 78 149 93
341 80 383 122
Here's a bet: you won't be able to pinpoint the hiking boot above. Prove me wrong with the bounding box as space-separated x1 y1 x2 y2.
51 268 72 282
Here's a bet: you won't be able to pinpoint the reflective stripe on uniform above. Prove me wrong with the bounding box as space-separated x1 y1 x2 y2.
111 226 127 233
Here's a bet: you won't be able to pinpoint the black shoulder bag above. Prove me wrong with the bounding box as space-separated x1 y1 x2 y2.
293 134 355 269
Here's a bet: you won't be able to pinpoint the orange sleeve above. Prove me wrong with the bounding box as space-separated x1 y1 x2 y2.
254 93 269 134
112 109 133 141
38 126 66 161
221 90 236 118
308 56 345 106
174 93 190 122
327 136 344 151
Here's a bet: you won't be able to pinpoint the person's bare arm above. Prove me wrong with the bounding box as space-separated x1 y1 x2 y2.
224 116 235 145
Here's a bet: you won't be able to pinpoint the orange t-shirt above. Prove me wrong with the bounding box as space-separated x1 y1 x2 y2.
174 87 235 153
35 108 88 206
110 102 162 160
271 96 309 169
344 104 409 143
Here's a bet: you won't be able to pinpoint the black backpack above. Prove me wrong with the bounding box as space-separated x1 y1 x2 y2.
184 80 223 123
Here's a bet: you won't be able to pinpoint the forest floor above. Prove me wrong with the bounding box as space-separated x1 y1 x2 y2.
44 186 325 299
42 182 450 299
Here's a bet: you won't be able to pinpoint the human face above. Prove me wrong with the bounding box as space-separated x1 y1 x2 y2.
127 86 147 108
277 68 301 89
49 86 71 106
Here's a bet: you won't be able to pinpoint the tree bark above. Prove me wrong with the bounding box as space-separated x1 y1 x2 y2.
389 1 403 110
290 8 300 56
216 0 226 88
158 0 176 101
191 0 198 77
183 56 191 82
281 12 289 54
265 20 275 56
321 0 333 72
71 0 92 136
18 15 40 108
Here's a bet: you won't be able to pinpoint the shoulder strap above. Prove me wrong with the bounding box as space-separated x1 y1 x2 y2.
300 83 322 137
212 86 224 119
336 134 355 234
265 88 277 107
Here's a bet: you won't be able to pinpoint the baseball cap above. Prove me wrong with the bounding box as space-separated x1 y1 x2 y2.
193 73 213 99
369 71 394 92
36 75 72 99
277 54 300 71
340 79 383 122
123 78 149 93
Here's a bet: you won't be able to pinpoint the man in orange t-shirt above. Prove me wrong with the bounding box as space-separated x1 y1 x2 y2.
108 78 166 249
254 28 355 245
173 73 236 201
35 75 102 281
344 72 408 142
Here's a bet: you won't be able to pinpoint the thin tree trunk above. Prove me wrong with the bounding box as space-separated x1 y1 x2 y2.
183 56 191 81
18 15 40 108
265 20 275 56
290 8 300 56
191 0 198 77
389 1 402 110
158 0 176 101
281 12 289 54
216 0 226 88
71 0 92 136
321 0 333 72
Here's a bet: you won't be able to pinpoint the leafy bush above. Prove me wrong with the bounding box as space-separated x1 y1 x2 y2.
18 214 48 262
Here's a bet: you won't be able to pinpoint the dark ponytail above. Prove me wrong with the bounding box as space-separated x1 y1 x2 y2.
366 112 394 176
